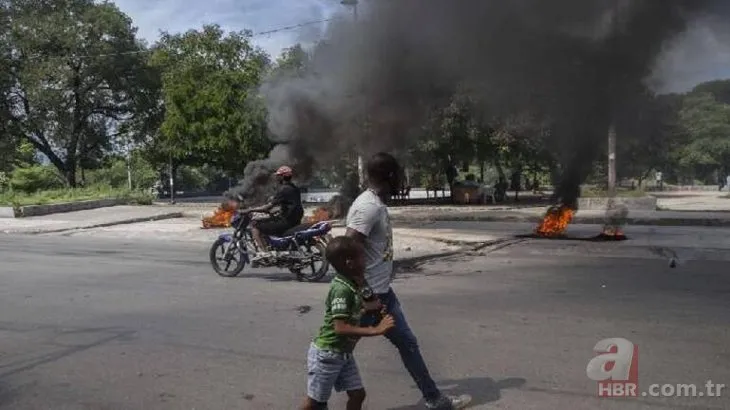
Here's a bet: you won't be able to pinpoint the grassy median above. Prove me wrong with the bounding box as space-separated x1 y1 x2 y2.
0 186 155 208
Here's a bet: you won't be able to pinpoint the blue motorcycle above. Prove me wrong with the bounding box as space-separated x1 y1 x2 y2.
209 211 332 282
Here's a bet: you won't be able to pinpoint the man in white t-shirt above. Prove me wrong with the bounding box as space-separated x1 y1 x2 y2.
346 152 471 410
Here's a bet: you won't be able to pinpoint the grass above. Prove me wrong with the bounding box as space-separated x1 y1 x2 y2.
0 186 155 208
580 188 650 198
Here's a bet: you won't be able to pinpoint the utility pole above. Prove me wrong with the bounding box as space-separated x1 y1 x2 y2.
607 125 616 194
169 152 175 205
608 0 619 195
126 141 133 190
342 0 364 188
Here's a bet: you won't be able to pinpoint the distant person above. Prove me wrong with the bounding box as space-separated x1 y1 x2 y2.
300 236 395 410
346 152 471 409
241 166 304 260
445 161 458 202
511 170 522 201
718 175 725 191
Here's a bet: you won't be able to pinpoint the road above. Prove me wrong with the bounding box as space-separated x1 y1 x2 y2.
1 225 730 409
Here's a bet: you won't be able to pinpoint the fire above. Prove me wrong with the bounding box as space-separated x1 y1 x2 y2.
536 205 575 237
307 207 333 224
202 207 235 229
599 225 626 239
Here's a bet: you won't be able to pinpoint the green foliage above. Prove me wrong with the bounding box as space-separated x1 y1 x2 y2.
676 92 730 170
85 153 158 190
0 185 154 207
9 165 65 193
149 25 272 173
3 0 152 187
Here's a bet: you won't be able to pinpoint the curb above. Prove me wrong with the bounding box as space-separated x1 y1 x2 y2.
392 237 519 272
390 214 730 227
21 212 184 235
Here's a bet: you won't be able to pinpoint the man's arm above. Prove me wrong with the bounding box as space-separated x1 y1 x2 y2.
246 203 274 213
345 228 367 246
330 288 393 336
333 317 393 337
345 205 380 245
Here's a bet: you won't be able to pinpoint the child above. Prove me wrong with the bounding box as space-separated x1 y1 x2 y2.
301 236 395 410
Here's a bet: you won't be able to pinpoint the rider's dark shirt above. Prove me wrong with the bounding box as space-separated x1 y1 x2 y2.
271 182 304 225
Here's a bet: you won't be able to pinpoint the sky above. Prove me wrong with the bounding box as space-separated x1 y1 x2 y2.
114 0 343 58
114 0 730 93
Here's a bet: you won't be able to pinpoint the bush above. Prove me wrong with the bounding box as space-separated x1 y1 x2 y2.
85 157 158 190
0 186 155 207
9 165 65 193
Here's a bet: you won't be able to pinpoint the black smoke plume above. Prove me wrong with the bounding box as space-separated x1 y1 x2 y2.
236 0 722 208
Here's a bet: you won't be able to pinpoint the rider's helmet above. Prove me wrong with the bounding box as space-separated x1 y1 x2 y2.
275 165 293 178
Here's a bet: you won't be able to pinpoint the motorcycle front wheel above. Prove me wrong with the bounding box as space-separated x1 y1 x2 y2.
289 241 329 282
210 238 247 277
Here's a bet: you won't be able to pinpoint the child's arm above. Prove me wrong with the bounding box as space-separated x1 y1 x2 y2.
334 316 394 337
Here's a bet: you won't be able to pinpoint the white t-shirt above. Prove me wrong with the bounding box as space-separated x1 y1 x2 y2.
346 189 394 294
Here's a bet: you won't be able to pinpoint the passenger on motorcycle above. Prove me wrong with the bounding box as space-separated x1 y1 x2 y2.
242 165 305 260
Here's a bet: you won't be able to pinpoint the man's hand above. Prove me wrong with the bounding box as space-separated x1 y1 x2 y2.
373 314 395 335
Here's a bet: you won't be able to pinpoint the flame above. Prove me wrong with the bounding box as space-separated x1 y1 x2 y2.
601 225 625 237
307 207 332 224
536 205 575 237
202 207 235 229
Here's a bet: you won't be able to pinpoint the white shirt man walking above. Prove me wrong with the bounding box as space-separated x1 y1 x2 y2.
345 152 471 409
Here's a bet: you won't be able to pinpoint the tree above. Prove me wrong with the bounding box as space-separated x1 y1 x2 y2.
3 0 152 187
614 91 683 185
150 25 272 175
273 44 310 78
675 91 730 177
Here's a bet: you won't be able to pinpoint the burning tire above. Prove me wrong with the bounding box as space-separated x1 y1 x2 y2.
209 238 248 277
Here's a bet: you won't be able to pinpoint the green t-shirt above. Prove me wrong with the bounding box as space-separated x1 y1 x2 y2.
313 273 363 353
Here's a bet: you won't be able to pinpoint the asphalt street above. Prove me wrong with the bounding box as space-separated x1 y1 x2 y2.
1 225 729 409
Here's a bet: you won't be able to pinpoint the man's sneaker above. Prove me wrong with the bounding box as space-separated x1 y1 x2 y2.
425 394 472 409
252 251 272 262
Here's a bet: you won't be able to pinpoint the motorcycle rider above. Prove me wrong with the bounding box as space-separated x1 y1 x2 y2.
242 165 305 261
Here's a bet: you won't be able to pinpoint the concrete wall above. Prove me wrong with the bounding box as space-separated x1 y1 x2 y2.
577 197 657 211
0 199 123 218
0 207 17 218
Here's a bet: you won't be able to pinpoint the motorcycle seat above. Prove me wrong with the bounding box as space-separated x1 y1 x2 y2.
282 222 314 237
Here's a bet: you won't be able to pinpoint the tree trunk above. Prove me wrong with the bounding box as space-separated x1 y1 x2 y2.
494 158 506 182
66 166 77 188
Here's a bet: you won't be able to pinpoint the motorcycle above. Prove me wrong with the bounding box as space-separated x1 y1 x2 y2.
209 210 333 282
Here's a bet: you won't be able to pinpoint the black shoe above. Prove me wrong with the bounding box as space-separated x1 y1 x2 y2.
425 394 472 409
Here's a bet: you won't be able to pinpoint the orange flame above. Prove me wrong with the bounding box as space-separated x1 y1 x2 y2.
601 225 625 237
536 205 575 237
202 207 235 229
307 207 332 224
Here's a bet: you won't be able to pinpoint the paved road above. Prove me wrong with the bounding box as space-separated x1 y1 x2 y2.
1 230 729 409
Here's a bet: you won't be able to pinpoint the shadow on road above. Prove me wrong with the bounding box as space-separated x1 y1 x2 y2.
0 381 19 408
387 376 526 409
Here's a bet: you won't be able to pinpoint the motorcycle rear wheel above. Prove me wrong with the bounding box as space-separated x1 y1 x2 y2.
289 241 329 282
210 238 247 277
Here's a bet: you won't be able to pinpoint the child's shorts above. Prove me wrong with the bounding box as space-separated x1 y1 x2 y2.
307 343 363 403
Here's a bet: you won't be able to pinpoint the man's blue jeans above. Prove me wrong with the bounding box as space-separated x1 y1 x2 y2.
365 289 441 401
